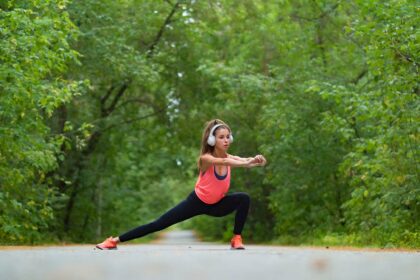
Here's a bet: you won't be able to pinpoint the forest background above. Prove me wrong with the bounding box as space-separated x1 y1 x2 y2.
1 0 418 248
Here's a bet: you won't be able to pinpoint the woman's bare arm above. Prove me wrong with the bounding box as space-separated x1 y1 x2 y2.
228 154 267 166
228 154 254 162
200 154 253 169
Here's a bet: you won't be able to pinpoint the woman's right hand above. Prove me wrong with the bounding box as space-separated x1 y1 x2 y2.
246 157 264 168
254 155 267 166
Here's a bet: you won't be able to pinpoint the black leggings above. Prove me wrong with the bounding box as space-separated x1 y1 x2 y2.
118 190 250 242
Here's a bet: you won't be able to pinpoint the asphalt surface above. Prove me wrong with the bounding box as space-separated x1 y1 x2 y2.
0 230 418 280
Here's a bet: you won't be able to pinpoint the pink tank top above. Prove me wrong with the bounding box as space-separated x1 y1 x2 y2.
195 165 231 204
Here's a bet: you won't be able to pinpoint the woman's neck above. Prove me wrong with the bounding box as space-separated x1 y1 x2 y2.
212 149 227 158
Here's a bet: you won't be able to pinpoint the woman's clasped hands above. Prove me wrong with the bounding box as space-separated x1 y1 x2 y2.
247 155 267 167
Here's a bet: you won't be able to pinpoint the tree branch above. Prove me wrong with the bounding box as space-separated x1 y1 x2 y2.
100 84 115 107
351 69 368 84
147 1 181 57
103 82 130 117
99 107 167 133
291 1 340 22
392 47 419 70
114 98 152 111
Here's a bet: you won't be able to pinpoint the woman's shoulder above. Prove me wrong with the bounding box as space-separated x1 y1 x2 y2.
199 153 213 173
200 152 214 159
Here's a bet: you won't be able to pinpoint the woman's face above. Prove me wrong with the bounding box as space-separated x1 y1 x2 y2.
214 128 231 151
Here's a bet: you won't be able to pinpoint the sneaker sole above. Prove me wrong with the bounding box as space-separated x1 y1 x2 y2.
230 247 245 250
95 245 118 250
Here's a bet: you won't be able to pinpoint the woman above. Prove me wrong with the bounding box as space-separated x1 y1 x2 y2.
96 119 266 250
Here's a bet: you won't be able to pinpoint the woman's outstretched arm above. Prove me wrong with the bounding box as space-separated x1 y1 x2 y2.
228 154 267 166
200 154 253 168
228 154 254 162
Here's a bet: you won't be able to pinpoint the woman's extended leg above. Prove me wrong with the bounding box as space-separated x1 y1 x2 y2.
205 192 250 235
118 192 203 242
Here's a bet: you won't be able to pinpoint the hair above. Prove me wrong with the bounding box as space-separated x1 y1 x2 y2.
197 119 232 170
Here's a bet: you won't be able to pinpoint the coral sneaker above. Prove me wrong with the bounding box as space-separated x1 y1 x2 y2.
230 235 245 250
95 237 118 250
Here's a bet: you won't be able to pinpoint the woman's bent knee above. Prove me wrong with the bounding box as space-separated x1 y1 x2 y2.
236 192 250 205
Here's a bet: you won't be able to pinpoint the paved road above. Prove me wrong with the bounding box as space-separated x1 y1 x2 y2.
0 230 418 280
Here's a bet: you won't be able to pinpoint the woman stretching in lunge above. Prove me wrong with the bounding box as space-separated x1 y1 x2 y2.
96 119 267 250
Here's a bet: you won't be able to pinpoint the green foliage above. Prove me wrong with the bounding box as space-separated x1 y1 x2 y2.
0 0 82 243
1 0 418 248
190 0 419 248
256 0 419 247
